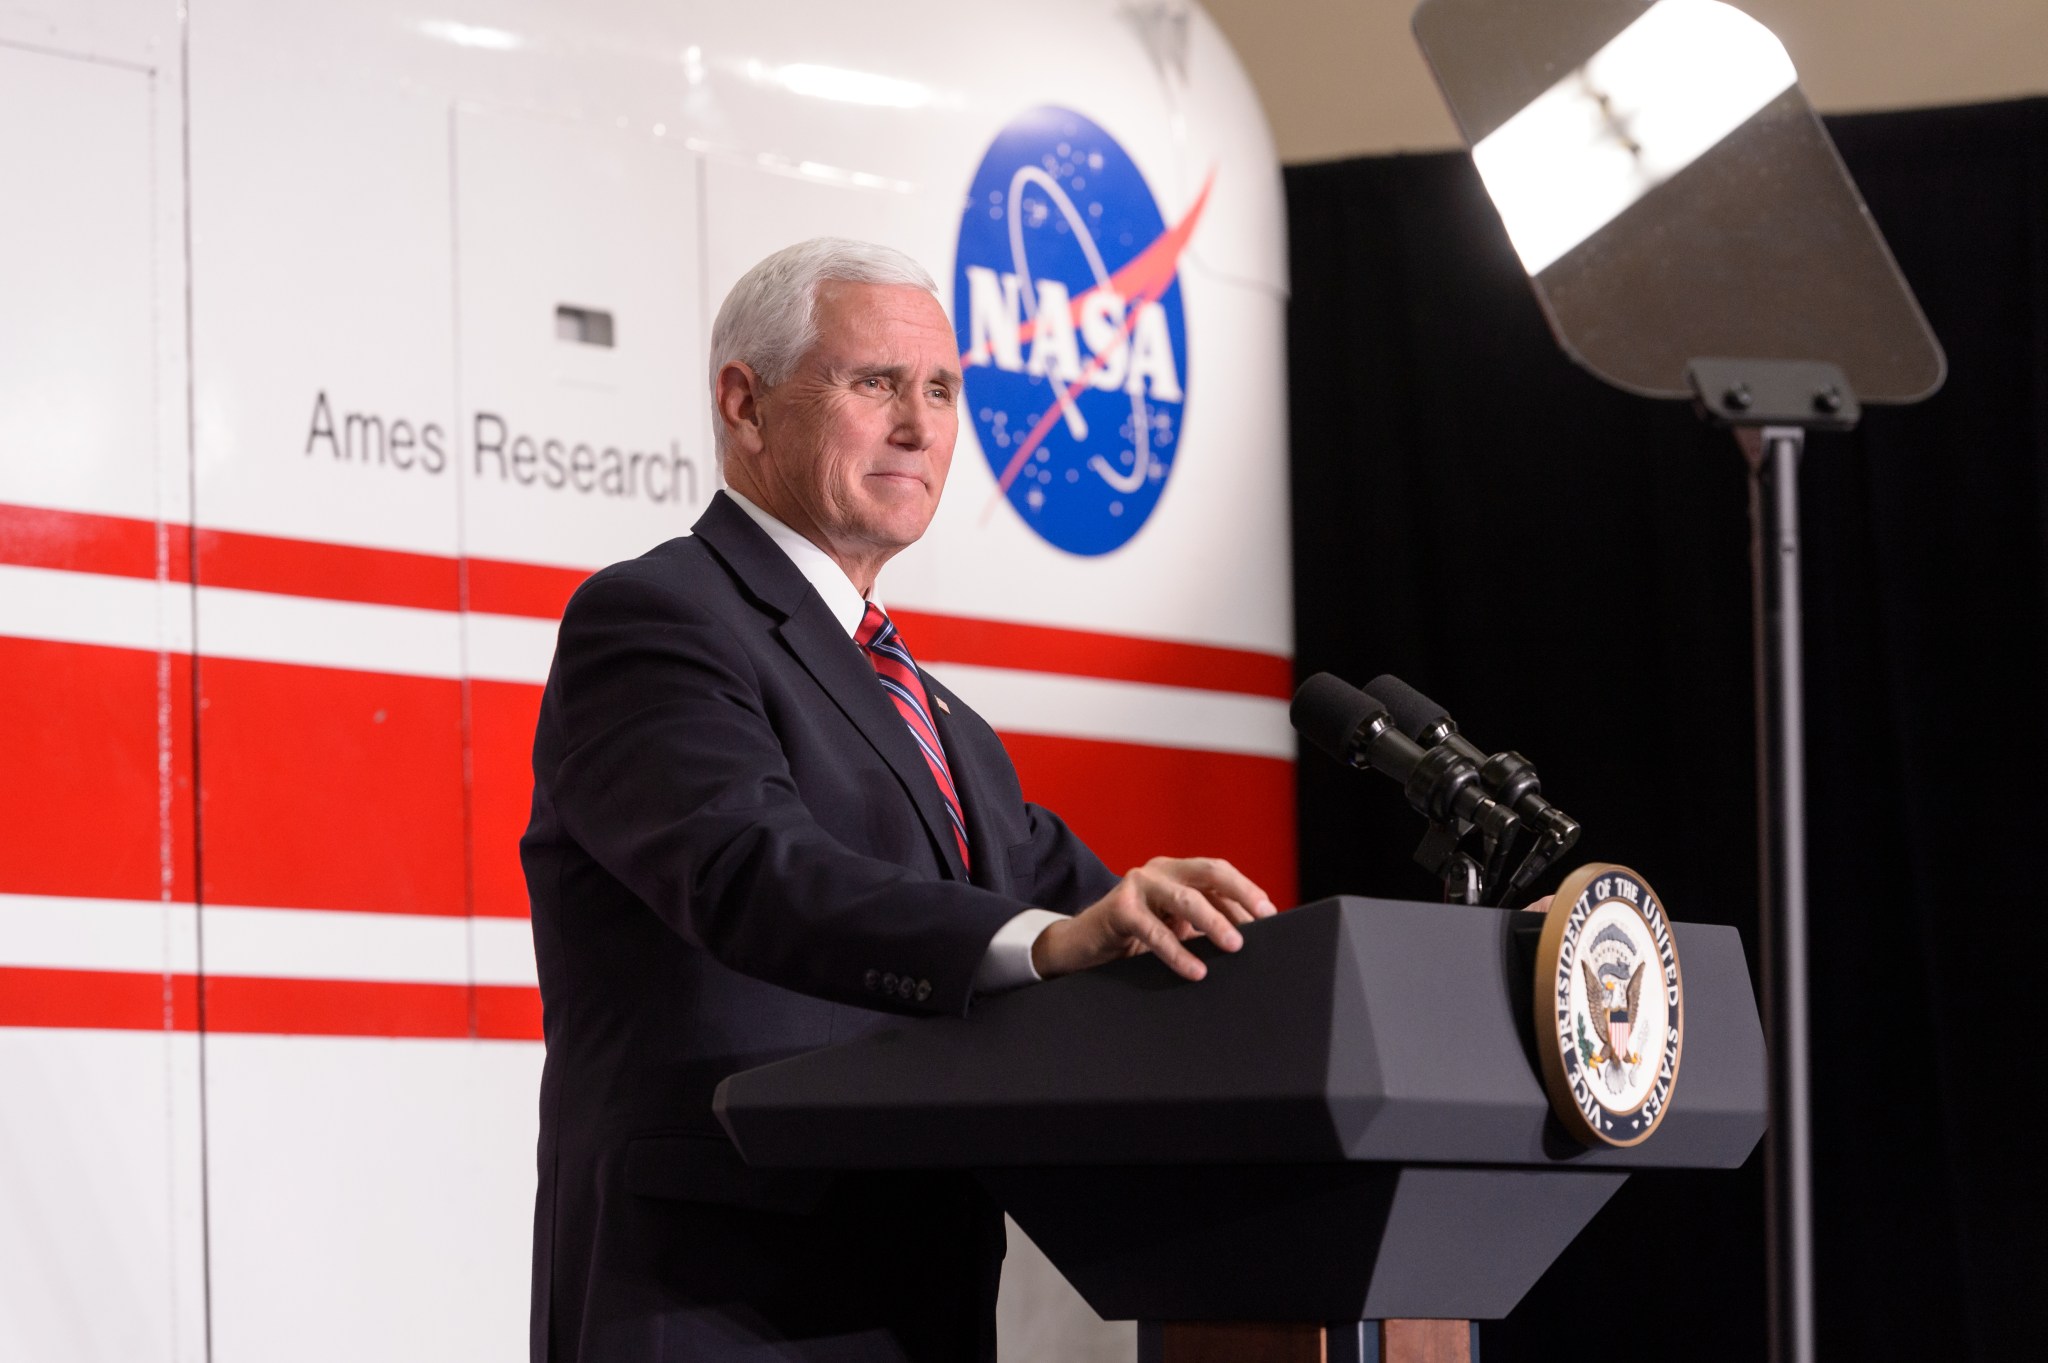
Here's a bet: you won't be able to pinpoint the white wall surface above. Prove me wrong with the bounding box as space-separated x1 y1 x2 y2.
0 3 1291 1361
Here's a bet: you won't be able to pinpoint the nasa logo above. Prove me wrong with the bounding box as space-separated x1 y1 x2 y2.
1533 863 1685 1148
953 106 1209 556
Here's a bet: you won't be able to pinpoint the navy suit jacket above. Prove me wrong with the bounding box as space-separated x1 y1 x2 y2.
522 491 1116 1362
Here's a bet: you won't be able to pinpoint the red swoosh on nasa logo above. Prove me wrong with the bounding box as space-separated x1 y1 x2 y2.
981 165 1217 505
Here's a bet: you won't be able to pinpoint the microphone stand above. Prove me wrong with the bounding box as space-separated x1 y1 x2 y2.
1415 823 1486 905
1413 804 1517 907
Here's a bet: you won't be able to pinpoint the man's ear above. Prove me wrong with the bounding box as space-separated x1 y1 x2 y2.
715 361 769 458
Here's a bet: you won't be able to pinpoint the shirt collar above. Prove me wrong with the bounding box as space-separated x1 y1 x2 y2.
722 487 874 638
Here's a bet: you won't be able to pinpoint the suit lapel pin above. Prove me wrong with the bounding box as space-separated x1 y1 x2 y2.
934 695 951 714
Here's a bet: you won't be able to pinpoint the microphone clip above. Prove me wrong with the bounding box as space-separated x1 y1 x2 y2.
1412 797 1519 906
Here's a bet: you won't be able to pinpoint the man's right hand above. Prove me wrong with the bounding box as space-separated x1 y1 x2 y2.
1029 857 1278 982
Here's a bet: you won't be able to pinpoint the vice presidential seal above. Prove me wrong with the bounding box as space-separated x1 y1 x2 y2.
1534 864 1684 1147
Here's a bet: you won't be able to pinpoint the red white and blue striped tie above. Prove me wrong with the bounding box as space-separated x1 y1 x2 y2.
856 602 970 872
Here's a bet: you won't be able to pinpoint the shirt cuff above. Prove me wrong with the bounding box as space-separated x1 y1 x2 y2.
972 908 1070 993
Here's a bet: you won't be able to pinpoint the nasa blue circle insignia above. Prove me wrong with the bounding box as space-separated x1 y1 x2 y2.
954 107 1191 556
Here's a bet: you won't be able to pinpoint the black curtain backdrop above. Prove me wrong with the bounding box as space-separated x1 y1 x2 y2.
1284 97 2048 1361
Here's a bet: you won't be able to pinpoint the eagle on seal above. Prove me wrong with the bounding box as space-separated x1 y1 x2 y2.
1583 959 1646 1079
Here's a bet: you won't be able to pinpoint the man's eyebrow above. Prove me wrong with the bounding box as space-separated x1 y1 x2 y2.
848 363 908 381
847 362 964 390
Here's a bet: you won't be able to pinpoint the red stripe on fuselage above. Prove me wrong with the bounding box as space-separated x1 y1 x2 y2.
467 556 591 619
0 503 1290 695
890 609 1290 700
195 525 458 612
0 717 1294 1040
0 636 196 903
196 657 467 916
0 501 590 619
0 967 201 1031
1001 730 1297 910
0 966 547 1040
2 646 1295 940
0 501 191 580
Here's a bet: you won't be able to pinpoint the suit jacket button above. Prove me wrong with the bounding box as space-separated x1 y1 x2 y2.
864 969 880 993
915 979 932 1003
897 976 916 1000
882 973 899 995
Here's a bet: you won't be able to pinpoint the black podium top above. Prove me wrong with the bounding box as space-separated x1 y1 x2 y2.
716 897 1765 1173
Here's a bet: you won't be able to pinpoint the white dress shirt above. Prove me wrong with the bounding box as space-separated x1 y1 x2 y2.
723 488 1066 992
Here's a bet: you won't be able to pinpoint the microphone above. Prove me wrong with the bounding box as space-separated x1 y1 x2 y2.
1291 673 1516 838
1364 673 1486 763
1364 674 1581 851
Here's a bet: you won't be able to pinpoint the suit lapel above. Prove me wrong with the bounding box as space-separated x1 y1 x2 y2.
778 599 969 881
693 493 968 882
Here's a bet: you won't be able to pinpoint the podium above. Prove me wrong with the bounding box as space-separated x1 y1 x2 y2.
715 897 1767 1361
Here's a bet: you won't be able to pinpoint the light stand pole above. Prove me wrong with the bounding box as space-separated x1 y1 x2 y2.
1695 360 1860 1363
1410 4 1945 1358
1750 425 1815 1363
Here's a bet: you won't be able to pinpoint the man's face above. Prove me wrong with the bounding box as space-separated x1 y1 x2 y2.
736 281 961 575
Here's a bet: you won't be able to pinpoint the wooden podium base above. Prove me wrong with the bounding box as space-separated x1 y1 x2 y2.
1378 1319 1474 1363
1145 1319 1474 1363
1154 1322 1324 1362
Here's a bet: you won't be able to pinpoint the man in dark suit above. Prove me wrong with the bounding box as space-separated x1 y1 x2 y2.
522 239 1275 1362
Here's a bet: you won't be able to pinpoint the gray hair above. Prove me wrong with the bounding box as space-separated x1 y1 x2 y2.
708 237 942 467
